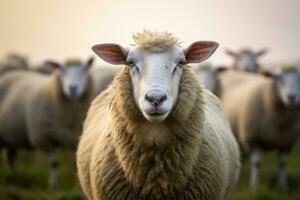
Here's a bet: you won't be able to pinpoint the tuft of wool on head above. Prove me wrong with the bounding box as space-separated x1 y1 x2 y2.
64 59 82 67
133 30 180 53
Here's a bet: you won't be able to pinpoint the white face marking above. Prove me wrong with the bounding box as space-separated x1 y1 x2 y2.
274 70 300 106
127 47 184 122
60 65 89 99
238 52 259 72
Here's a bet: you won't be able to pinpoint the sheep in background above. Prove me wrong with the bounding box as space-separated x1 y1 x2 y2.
32 63 55 74
90 66 121 96
32 63 121 95
194 63 227 97
225 48 268 73
77 30 240 200
0 53 29 74
0 57 94 189
221 64 300 189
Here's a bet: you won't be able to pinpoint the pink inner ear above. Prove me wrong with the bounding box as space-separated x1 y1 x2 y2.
186 43 215 61
45 61 60 69
95 45 127 64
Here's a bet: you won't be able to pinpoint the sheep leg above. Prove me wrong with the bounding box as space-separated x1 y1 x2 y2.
48 152 59 190
277 152 288 189
3 148 16 173
250 149 261 187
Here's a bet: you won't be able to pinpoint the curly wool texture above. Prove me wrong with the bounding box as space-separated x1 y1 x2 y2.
0 70 93 152
133 30 180 53
221 68 300 156
77 65 240 200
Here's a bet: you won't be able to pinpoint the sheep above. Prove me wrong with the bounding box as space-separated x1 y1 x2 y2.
221 64 300 189
194 63 227 97
31 63 121 95
0 53 29 74
225 48 268 73
32 63 55 74
76 30 241 200
0 57 94 188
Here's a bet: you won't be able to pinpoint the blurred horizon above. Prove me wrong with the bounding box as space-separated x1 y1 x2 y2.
0 0 299 66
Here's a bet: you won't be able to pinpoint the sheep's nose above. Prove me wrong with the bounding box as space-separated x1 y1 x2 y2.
288 94 296 104
70 85 78 96
145 90 167 107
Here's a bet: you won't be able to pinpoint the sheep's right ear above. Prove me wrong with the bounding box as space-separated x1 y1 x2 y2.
84 56 94 71
92 43 128 65
45 61 62 70
261 69 281 78
184 41 219 63
225 49 238 58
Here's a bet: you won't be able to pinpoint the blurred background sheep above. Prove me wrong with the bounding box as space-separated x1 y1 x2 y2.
1 0 300 199
0 53 29 74
0 57 96 189
225 48 268 73
221 64 300 189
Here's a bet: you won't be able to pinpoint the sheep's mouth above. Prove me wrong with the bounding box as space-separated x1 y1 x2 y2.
148 112 164 117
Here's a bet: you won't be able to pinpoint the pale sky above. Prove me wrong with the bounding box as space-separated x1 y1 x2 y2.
0 0 299 66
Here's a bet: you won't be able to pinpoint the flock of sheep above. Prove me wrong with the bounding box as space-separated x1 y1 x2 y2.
0 30 299 200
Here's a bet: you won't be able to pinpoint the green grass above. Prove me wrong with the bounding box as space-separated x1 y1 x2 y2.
0 150 84 200
231 144 300 200
0 145 299 200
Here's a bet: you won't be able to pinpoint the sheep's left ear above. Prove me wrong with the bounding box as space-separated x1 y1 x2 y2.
261 69 281 78
45 60 62 70
256 48 268 57
185 41 219 63
84 56 94 70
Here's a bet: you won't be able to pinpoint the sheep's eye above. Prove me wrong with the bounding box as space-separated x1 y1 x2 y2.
178 60 186 66
128 62 140 73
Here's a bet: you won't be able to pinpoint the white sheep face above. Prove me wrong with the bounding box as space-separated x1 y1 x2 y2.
127 47 184 122
60 66 89 99
45 57 93 99
92 40 218 122
226 49 267 73
264 68 300 106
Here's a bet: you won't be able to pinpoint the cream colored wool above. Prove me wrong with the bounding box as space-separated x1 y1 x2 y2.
221 69 300 155
77 65 240 200
133 30 179 52
0 54 29 75
0 70 93 152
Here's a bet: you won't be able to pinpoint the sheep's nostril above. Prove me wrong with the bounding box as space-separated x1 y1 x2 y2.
70 86 78 96
145 91 167 107
160 94 167 103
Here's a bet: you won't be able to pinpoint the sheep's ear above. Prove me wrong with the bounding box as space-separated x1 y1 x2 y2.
256 48 268 57
45 61 62 70
92 43 128 65
184 41 218 63
84 56 94 70
225 49 239 58
261 69 281 78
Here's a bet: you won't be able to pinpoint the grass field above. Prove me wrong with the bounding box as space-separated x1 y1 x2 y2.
0 145 299 200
